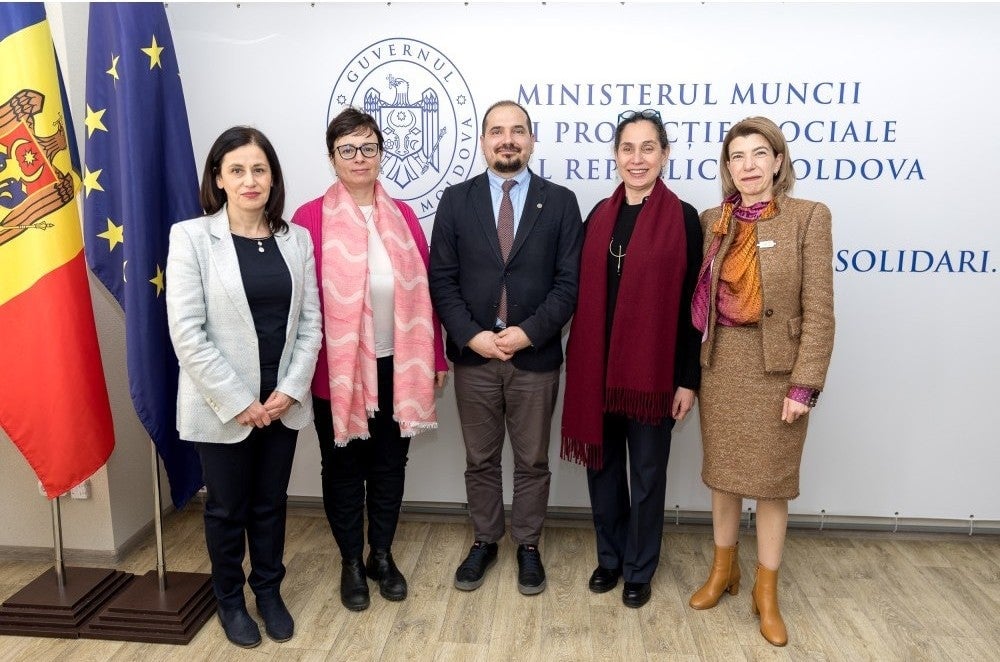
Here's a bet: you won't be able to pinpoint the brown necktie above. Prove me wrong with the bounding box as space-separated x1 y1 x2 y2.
497 179 516 325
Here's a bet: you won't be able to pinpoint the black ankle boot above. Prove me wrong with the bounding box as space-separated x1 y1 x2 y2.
340 557 370 611
366 548 407 601
217 602 261 648
256 592 294 642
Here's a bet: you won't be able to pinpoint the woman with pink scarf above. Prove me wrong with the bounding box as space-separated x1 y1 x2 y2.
292 108 447 612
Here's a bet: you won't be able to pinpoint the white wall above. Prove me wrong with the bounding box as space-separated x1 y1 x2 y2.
162 2 1000 522
4 4 998 555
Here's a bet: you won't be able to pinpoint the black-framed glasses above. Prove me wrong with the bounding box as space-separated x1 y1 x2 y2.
617 109 662 124
334 142 380 159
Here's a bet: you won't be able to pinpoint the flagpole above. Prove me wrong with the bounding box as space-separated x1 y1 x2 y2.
50 496 65 588
69 3 216 643
151 442 167 592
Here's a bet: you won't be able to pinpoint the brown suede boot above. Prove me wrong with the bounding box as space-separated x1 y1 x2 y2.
689 542 740 610
751 563 788 646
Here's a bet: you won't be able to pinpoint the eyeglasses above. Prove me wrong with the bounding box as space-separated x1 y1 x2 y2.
617 109 662 124
334 142 380 159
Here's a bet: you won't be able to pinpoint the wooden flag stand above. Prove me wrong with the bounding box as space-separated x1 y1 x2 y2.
0 498 133 638
0 447 213 643
78 443 215 644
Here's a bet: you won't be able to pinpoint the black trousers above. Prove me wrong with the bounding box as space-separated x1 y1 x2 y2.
587 413 675 584
195 421 297 608
314 356 410 559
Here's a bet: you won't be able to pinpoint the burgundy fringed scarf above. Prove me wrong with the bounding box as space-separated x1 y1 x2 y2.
560 179 687 469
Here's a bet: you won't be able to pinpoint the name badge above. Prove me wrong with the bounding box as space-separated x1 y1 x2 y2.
757 240 776 249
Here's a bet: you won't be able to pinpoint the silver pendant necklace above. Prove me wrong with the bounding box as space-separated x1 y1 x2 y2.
239 231 271 253
232 223 272 253
362 205 375 226
249 235 269 253
609 240 626 275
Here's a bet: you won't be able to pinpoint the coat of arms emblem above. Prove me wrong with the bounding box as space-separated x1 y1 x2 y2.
0 89 72 247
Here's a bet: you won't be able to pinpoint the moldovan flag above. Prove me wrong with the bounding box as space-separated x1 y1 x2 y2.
0 4 115 498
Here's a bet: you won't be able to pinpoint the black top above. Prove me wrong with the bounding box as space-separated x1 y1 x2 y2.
586 198 703 391
605 201 643 338
232 234 291 394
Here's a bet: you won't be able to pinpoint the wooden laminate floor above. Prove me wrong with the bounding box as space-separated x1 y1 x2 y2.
1 505 998 661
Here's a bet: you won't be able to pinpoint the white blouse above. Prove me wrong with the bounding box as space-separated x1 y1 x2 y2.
362 205 395 358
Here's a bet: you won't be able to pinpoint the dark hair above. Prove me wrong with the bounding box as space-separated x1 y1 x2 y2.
614 112 669 152
199 126 288 234
326 107 384 156
720 116 795 198
481 100 533 136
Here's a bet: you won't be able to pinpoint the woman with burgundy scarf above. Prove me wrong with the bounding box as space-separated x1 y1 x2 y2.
292 108 448 612
687 117 834 646
561 109 703 609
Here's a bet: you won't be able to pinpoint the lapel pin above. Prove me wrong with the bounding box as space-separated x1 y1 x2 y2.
757 239 776 249
536 203 543 209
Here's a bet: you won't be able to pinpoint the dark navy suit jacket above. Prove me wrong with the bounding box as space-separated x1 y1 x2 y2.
429 170 583 372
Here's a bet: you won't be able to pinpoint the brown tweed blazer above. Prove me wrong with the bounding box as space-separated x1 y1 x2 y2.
699 195 835 390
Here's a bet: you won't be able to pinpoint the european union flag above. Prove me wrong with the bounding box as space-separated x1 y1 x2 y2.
83 2 202 508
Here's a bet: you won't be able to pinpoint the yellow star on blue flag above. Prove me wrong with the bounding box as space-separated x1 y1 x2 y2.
96 217 123 251
82 166 103 196
84 105 108 137
140 34 164 69
106 53 119 82
148 263 164 296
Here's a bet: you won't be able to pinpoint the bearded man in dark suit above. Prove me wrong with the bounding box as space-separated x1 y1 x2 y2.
429 99 583 597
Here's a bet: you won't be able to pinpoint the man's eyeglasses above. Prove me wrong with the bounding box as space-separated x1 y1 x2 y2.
617 109 662 124
334 142 380 159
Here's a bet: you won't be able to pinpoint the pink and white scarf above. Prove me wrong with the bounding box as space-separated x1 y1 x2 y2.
321 180 437 444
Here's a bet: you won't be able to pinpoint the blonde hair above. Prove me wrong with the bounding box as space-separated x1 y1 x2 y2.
719 116 795 199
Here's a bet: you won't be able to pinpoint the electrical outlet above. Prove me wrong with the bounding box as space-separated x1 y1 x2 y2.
69 480 91 500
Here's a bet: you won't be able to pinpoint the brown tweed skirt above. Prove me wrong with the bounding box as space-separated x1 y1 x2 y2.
699 325 808 500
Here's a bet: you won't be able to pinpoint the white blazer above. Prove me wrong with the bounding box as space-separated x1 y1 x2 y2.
166 207 322 444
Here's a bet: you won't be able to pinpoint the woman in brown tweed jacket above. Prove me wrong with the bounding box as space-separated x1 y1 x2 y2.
687 117 834 647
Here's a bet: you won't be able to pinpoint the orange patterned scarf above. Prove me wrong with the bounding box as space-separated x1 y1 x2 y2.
692 194 777 331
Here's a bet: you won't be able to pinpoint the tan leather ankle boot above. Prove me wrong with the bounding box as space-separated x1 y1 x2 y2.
751 563 787 646
689 542 740 610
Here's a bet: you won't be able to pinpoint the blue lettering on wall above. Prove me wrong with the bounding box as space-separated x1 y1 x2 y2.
780 120 896 143
731 82 861 105
835 249 993 273
519 82 718 107
794 158 924 181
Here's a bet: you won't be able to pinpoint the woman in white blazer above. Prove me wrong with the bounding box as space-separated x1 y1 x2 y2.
166 127 321 649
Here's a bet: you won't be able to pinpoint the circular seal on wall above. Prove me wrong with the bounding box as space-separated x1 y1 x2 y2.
329 38 478 220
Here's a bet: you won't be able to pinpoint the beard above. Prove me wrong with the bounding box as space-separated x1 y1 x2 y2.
493 157 525 174
491 143 527 174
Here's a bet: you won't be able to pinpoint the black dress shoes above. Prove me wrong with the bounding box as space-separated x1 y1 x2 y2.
516 544 546 595
217 603 262 648
622 581 652 608
454 541 499 591
256 593 294 642
588 566 622 594
366 548 408 601
340 556 371 611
